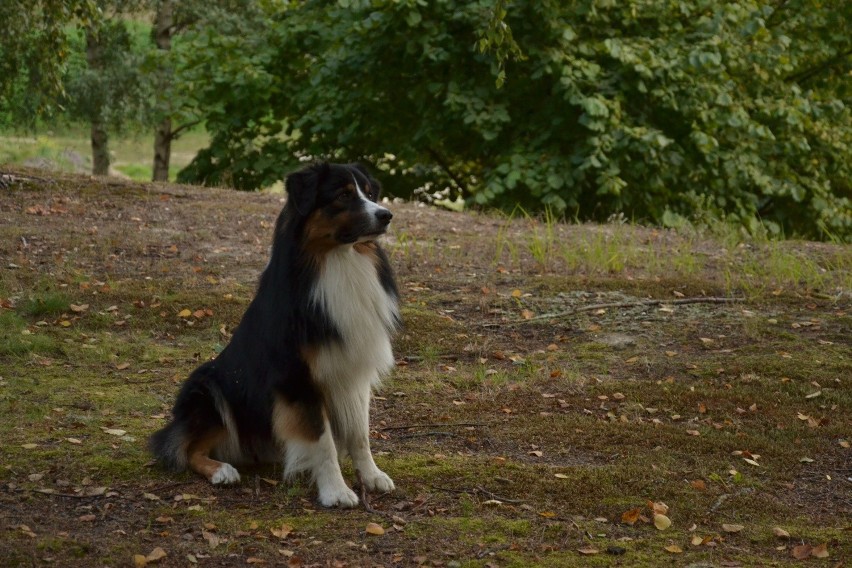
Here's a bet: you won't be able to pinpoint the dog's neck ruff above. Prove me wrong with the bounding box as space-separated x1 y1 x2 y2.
309 246 398 386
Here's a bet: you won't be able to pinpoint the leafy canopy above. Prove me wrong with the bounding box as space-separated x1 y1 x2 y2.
174 0 851 240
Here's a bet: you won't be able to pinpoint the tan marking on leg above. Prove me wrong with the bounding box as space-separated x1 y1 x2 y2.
187 428 227 481
272 397 323 443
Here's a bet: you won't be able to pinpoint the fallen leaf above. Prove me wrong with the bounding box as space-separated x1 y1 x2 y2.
690 479 706 491
554 473 568 479
202 529 220 548
365 522 385 536
133 554 147 568
664 544 683 553
804 390 821 399
691 535 704 546
66 437 82 445
621 507 642 525
511 289 522 298
772 527 790 539
21 443 38 449
686 430 700 436
653 514 672 530
791 544 812 560
743 458 760 467
520 309 534 320
70 304 89 313
811 543 829 558
177 309 192 318
78 514 96 522
648 501 669 515
271 524 293 539
102 428 127 436
577 547 600 555
246 558 267 565
145 547 167 563
721 524 744 533
115 363 130 370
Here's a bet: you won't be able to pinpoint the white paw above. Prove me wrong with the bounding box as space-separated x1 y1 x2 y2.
210 463 241 484
318 484 359 508
360 469 395 493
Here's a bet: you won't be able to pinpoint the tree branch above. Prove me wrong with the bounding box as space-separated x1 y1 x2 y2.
785 48 852 85
169 119 202 140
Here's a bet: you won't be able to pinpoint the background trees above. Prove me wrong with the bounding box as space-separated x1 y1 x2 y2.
1 0 850 240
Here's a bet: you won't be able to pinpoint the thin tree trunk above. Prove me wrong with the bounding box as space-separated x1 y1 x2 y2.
153 117 172 181
90 121 110 176
85 26 110 176
152 0 174 182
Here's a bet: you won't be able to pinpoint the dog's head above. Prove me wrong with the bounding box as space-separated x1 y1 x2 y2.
285 162 392 247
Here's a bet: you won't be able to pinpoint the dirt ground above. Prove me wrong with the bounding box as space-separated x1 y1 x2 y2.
0 168 849 567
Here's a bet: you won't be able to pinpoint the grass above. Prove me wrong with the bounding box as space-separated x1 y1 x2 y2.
0 127 208 181
0 169 849 566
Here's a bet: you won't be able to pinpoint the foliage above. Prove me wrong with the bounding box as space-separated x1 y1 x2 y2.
0 0 98 124
176 0 851 240
61 18 154 134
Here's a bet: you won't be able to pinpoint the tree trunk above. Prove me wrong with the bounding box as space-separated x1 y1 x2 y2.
90 121 110 176
85 26 110 176
153 117 172 181
152 0 174 182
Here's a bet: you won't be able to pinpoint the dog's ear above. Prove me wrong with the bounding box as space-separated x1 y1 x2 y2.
285 162 328 216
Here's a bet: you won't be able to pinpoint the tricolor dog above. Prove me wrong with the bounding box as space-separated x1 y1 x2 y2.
150 162 399 507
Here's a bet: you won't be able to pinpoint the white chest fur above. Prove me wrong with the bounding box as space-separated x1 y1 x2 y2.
309 247 398 387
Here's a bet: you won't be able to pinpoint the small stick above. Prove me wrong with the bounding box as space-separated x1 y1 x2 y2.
355 470 379 515
474 486 526 504
507 296 745 324
381 422 487 431
398 431 458 440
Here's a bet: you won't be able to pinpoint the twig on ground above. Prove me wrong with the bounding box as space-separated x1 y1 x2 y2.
474 485 526 504
381 422 487 431
504 296 745 325
430 485 525 504
355 469 379 515
398 431 459 440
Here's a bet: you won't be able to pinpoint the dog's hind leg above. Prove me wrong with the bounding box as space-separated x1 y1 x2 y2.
187 428 241 484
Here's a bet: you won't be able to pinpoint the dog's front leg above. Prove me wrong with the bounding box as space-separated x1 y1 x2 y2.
283 420 358 508
342 385 395 494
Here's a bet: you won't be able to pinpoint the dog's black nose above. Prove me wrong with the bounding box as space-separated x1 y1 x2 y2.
376 209 393 225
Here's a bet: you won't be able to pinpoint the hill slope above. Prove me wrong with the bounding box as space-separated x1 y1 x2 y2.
1 168 849 566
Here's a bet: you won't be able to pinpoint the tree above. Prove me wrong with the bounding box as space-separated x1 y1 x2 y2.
63 10 151 176
0 0 97 125
180 0 850 240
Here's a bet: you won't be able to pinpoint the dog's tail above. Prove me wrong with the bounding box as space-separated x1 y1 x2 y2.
148 421 188 471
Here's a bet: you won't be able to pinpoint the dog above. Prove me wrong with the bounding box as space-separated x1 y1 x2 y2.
149 162 400 507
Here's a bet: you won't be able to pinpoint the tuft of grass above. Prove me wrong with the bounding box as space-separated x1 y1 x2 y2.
0 311 61 356
20 291 70 317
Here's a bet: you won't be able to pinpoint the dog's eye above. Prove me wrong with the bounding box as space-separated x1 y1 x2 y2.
337 188 354 202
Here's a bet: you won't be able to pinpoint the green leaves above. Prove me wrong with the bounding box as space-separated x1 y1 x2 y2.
174 0 850 241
